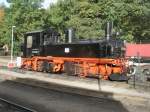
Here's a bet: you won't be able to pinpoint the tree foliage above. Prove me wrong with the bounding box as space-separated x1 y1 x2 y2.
47 0 150 42
0 0 45 41
0 0 47 54
0 6 4 23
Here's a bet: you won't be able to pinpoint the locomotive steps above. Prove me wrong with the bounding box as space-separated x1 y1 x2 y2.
0 68 150 105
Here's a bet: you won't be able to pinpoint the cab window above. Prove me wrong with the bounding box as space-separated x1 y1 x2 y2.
27 36 32 48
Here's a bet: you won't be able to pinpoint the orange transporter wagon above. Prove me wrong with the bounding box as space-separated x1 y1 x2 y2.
21 23 128 81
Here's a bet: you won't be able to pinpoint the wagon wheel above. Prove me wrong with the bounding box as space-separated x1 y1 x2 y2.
24 65 32 71
64 62 76 75
49 63 54 73
37 61 43 72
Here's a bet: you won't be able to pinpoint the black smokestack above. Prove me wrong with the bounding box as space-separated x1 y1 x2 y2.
105 21 113 41
65 28 75 43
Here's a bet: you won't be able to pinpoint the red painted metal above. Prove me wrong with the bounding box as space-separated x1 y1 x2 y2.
21 56 126 80
126 43 150 57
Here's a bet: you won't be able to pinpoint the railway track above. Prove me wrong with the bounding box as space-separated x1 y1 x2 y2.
0 79 149 112
0 98 37 112
8 67 150 88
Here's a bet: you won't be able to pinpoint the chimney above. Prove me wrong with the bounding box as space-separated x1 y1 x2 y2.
105 21 113 41
65 28 75 43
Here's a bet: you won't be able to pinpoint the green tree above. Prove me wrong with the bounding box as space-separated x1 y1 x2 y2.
0 0 47 54
47 0 150 42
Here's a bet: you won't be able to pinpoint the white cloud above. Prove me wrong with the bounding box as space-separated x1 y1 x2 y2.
42 0 58 9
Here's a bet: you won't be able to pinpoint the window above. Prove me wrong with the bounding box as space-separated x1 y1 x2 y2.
27 36 32 48
43 34 50 45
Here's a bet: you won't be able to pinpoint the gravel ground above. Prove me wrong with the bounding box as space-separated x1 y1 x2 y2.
0 80 149 112
0 80 128 112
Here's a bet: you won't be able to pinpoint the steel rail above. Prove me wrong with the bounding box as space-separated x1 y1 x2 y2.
0 97 37 112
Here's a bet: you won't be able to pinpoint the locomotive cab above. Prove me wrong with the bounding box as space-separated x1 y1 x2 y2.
22 28 60 58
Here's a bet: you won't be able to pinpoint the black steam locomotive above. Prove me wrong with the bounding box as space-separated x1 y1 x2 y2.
21 22 127 80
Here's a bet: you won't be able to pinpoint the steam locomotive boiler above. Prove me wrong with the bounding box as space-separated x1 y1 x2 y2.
21 23 127 80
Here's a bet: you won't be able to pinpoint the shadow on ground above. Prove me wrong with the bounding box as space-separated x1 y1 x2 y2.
0 79 129 112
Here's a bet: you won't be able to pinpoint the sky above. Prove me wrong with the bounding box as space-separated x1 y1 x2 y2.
42 0 58 8
0 0 58 8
